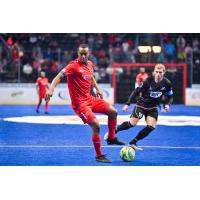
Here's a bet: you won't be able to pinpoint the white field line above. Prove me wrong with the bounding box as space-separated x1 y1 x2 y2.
0 145 200 149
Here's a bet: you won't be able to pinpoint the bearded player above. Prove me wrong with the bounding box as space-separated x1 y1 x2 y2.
36 71 49 114
45 44 124 163
104 64 173 150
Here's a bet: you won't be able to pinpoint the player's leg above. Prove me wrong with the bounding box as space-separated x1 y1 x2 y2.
117 105 143 133
44 98 49 114
105 106 142 138
106 105 125 145
116 115 140 133
74 104 111 163
129 109 157 150
88 119 111 163
36 96 42 113
92 98 124 145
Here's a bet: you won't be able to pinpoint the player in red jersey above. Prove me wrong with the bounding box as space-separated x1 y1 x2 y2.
45 44 124 163
135 67 148 88
36 71 49 114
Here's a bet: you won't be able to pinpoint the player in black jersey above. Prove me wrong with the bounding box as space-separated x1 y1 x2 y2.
104 64 173 150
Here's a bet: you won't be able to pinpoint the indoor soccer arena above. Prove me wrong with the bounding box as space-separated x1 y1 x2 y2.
0 33 200 166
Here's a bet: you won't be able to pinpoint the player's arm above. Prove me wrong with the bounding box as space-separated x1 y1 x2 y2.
163 82 173 112
45 73 63 102
123 79 148 112
92 77 103 99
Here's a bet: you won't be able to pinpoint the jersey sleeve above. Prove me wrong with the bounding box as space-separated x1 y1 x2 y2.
163 80 173 105
60 63 74 76
165 80 173 96
126 78 149 105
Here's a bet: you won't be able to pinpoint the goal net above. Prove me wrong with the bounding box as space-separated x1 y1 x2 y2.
112 63 187 105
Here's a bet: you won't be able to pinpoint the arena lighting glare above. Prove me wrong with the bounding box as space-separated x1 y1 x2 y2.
152 46 161 53
138 46 151 53
138 46 162 53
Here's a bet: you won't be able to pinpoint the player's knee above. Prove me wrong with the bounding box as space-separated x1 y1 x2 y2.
129 117 139 126
92 123 100 133
108 107 118 118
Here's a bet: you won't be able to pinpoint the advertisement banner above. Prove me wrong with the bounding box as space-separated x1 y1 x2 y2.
186 88 200 105
0 84 114 105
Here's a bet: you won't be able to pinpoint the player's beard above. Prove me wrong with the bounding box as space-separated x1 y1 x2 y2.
80 58 88 64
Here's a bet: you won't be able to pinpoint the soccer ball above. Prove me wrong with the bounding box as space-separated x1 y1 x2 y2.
120 146 135 162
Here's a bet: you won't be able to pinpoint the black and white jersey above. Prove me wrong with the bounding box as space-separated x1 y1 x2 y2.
126 76 173 109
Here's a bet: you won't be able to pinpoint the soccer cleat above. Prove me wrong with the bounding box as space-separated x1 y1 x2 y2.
106 137 125 145
96 155 112 163
44 111 49 114
129 143 143 151
36 110 39 113
104 131 118 141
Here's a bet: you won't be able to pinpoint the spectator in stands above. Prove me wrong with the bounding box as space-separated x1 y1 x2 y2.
176 35 186 62
0 58 7 73
164 40 176 63
43 47 53 60
192 37 199 52
157 48 165 63
176 35 186 49
185 43 193 55
22 62 33 82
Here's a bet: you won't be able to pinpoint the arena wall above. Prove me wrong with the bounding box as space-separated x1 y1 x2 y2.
0 83 114 105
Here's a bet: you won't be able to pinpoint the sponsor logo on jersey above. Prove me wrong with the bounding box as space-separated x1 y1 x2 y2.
83 74 93 80
150 91 162 98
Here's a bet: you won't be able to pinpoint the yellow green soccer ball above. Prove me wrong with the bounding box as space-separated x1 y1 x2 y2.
120 146 135 162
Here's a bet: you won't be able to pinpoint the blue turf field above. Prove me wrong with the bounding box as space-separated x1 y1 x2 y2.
0 104 200 166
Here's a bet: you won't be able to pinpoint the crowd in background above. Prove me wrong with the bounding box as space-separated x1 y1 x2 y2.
0 33 199 84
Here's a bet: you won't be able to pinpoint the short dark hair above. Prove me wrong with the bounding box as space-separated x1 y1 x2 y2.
78 44 89 49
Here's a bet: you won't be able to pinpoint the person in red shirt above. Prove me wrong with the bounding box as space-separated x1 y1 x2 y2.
135 67 148 88
36 71 49 113
45 44 124 163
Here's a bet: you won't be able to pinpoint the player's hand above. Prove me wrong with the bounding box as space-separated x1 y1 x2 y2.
163 104 170 112
96 90 103 99
45 90 53 102
122 105 129 112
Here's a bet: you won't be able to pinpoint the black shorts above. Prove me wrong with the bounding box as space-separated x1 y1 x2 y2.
130 106 158 120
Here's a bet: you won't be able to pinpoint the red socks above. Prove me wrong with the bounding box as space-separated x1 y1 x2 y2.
92 134 102 157
108 118 117 140
36 99 42 111
36 99 48 112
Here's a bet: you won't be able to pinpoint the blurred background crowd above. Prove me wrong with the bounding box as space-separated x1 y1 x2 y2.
0 33 199 84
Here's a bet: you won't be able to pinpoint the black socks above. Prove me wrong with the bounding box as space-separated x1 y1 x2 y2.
116 121 134 133
130 125 155 145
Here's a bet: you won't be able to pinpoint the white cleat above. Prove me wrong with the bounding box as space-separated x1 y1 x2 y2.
104 132 108 141
129 144 143 151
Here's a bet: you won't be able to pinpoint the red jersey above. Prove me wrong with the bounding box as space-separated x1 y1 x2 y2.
61 59 94 108
36 77 48 93
136 73 148 83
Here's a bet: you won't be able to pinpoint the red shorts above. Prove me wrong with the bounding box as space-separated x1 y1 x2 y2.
38 91 46 99
73 97 110 124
